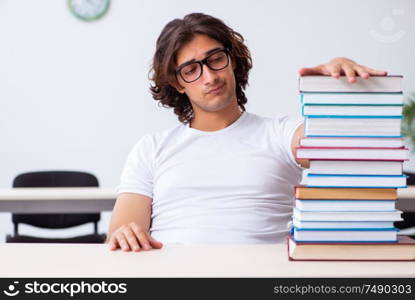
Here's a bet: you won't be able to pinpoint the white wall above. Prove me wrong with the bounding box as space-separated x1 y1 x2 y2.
1 0 414 240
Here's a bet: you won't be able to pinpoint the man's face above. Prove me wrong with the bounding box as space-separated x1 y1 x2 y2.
175 34 237 114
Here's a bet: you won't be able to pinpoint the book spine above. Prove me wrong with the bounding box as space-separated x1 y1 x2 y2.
306 115 403 119
302 104 403 106
297 146 406 150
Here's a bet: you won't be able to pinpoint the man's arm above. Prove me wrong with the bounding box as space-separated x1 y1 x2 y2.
107 193 163 252
291 123 309 168
293 57 388 167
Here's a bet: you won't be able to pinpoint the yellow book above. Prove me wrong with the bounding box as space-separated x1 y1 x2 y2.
295 187 397 200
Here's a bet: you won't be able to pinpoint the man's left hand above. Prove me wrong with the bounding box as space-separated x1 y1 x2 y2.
298 57 388 83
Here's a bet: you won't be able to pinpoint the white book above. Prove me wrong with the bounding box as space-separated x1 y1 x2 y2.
295 200 396 212
296 147 408 160
292 219 395 229
305 117 401 137
300 137 404 148
293 228 398 242
301 92 403 105
303 105 402 116
293 208 403 221
299 75 402 92
305 174 407 188
308 160 403 175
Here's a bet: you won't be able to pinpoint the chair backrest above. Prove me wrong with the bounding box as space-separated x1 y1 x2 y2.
404 172 415 186
12 171 100 229
396 172 415 231
13 171 99 188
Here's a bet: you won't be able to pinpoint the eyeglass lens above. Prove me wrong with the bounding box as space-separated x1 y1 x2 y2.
180 50 229 82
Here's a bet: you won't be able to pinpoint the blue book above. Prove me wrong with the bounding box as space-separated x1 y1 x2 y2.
293 207 403 222
292 227 398 243
304 116 402 137
291 218 396 230
295 199 396 212
305 174 407 188
300 92 403 105
302 103 403 117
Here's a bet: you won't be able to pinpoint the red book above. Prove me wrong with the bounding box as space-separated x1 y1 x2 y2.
287 235 415 261
300 137 404 148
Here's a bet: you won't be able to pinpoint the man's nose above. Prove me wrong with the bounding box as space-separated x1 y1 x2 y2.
201 64 219 84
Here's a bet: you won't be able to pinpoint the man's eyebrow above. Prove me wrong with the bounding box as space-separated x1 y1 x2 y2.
177 47 223 69
204 47 223 56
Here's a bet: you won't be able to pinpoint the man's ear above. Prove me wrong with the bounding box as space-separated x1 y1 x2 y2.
172 81 186 94
175 84 186 94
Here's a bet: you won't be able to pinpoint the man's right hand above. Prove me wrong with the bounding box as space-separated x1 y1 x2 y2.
106 222 163 252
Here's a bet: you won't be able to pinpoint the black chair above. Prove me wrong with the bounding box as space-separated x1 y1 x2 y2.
395 172 415 238
6 171 106 243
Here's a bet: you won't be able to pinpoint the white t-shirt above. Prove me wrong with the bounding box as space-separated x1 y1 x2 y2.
117 111 304 244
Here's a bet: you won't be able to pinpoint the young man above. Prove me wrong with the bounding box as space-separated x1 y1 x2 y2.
107 13 387 251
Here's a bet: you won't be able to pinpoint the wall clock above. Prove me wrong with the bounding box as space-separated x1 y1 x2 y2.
68 0 110 22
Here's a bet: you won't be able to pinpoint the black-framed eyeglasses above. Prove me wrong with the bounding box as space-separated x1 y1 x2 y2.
175 48 230 83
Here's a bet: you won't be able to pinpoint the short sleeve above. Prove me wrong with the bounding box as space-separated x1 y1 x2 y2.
274 115 305 171
116 134 154 198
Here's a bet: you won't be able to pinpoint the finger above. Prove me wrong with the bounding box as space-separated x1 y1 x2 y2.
123 227 141 252
148 235 164 249
298 65 329 76
341 64 357 83
116 233 131 252
137 232 153 250
108 236 119 251
129 223 145 251
363 67 388 76
324 64 341 78
354 66 370 79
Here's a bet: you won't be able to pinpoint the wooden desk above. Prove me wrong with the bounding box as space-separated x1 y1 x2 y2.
0 187 414 213
1 243 415 277
0 188 116 213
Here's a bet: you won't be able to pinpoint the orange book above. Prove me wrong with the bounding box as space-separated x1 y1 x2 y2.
295 186 397 200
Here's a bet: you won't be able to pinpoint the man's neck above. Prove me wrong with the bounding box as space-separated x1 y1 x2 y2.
190 105 242 132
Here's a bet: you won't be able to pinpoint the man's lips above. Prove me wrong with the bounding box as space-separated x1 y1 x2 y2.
206 83 225 94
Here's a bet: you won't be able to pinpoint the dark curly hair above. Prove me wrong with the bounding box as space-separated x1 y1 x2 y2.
149 13 252 124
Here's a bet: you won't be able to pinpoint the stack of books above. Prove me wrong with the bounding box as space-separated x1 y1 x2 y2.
288 75 415 261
